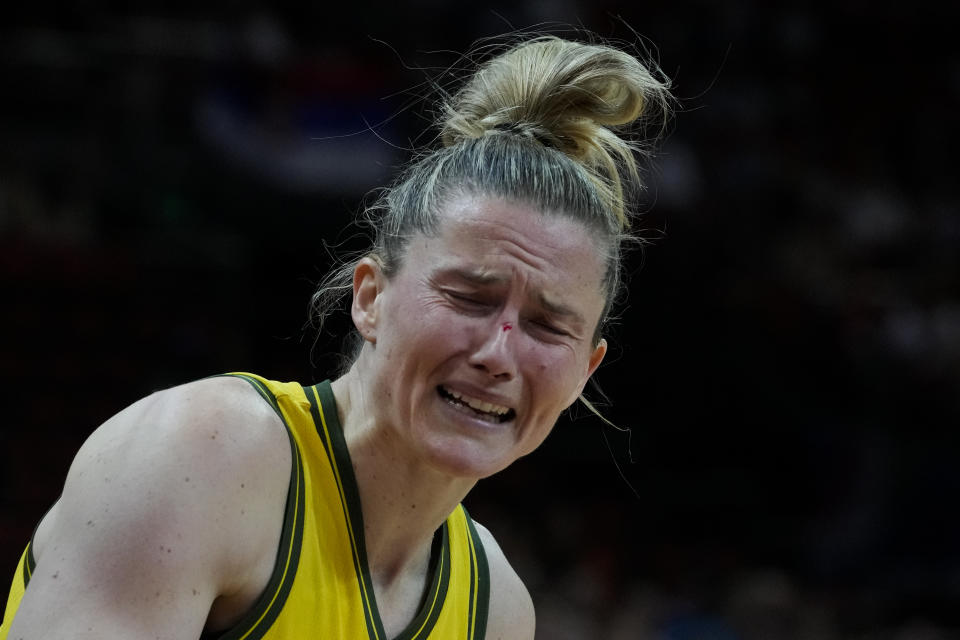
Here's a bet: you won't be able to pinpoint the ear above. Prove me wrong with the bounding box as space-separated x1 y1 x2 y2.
351 257 386 344
565 338 607 408
587 338 607 379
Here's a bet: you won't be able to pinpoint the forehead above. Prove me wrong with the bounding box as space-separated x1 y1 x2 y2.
420 193 606 296
441 193 599 246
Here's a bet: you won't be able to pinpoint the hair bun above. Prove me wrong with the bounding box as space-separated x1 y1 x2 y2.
440 36 671 224
311 34 674 360
443 36 669 152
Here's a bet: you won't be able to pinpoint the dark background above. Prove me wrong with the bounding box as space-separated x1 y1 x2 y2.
2 3 958 638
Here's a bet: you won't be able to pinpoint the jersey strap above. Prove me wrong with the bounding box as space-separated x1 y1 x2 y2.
202 373 307 640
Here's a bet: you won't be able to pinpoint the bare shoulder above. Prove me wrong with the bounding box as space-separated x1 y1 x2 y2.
14 375 291 639
46 374 290 539
42 374 293 574
474 521 536 640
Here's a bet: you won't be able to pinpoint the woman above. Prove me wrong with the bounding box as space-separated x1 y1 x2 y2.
1 34 671 639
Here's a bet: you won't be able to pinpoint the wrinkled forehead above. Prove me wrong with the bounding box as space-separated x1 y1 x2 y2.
434 192 611 264
423 194 609 308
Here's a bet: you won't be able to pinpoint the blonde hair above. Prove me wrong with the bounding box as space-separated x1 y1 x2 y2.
441 35 669 229
312 34 673 362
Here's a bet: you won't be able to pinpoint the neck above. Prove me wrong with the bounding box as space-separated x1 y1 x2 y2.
330 366 477 588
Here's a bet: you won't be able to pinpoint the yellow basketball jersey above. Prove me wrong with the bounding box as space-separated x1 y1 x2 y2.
1 373 490 640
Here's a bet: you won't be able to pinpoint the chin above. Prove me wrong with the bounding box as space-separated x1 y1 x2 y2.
419 436 514 480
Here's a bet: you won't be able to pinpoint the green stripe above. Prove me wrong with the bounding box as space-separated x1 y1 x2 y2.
394 525 452 640
307 382 385 640
233 440 305 640
304 383 332 464
463 509 490 640
307 382 458 640
24 541 35 588
227 373 282 415
203 374 306 640
467 529 476 638
22 501 53 589
23 498 60 589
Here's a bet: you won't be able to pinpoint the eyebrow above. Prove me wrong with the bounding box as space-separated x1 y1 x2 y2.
447 267 508 285
445 267 587 328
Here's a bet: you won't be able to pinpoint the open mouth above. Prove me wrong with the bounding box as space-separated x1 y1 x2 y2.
438 386 515 424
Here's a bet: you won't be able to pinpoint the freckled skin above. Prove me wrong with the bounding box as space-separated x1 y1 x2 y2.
6 377 291 639
7 196 591 640
323 192 600 639
355 193 608 479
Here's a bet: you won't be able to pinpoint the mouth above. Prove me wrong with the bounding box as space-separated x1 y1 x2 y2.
437 385 516 424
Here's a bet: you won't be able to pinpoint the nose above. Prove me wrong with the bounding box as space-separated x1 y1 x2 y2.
468 317 517 380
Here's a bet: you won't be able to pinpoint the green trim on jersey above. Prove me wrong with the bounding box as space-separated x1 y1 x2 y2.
4 373 491 640
464 511 491 640
21 501 53 590
204 373 307 640
394 525 452 640
306 381 383 640
305 381 456 640
24 542 34 588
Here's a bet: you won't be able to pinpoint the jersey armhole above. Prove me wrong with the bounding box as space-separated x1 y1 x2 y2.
199 373 307 640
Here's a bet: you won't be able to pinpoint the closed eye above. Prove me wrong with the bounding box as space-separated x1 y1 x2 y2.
531 319 569 337
445 290 493 311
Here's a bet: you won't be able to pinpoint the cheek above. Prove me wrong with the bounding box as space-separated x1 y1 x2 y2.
385 299 470 361
523 345 583 402
414 303 468 342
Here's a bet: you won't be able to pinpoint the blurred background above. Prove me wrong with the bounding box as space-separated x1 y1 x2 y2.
1 2 958 638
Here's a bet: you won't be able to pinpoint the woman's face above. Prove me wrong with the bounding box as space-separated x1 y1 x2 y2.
353 193 608 478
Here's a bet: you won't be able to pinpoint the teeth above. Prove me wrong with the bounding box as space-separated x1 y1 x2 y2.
443 386 510 416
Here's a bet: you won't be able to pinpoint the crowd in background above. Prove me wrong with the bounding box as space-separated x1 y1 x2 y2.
1 3 957 638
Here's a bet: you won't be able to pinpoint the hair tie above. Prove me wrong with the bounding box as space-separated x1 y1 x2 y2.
490 122 556 149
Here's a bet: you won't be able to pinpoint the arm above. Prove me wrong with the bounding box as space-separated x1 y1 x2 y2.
7 376 291 639
474 523 536 640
